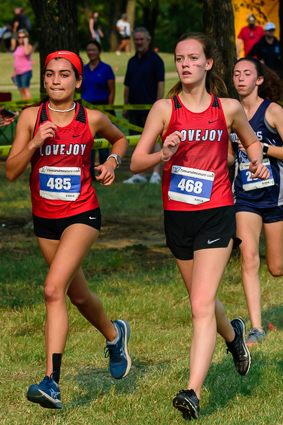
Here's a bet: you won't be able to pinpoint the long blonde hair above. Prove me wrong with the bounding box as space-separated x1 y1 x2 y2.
167 32 228 98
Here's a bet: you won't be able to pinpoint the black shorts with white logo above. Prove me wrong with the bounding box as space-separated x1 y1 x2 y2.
164 205 241 260
33 208 101 240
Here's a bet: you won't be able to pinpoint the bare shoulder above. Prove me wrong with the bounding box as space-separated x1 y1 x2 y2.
149 98 172 121
86 108 107 125
267 102 283 115
17 105 40 127
152 98 172 112
219 98 242 114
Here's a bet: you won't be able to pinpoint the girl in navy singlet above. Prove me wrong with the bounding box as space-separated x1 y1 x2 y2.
229 57 283 347
6 51 131 409
131 33 269 420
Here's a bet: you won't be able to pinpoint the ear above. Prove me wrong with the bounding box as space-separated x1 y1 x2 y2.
256 76 264 87
76 76 83 89
205 58 213 71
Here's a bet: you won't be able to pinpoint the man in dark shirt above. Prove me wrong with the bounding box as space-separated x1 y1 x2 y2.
248 22 281 77
123 27 165 184
11 7 27 50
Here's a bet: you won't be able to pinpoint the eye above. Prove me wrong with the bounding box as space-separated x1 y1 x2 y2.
176 57 183 62
45 73 52 77
191 56 198 60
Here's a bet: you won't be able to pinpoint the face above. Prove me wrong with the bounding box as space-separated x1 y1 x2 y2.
86 44 100 61
44 58 82 100
134 31 150 54
18 32 26 44
175 39 213 86
248 17 256 27
265 28 275 37
233 60 263 97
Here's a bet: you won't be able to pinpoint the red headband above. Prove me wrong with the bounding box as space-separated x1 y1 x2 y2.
44 51 82 76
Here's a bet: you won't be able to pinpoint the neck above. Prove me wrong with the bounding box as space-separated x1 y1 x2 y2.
179 83 211 112
239 91 263 116
89 58 100 69
48 100 76 113
137 48 149 58
265 35 274 44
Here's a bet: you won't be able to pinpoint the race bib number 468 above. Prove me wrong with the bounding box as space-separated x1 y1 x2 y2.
39 166 81 201
168 166 215 205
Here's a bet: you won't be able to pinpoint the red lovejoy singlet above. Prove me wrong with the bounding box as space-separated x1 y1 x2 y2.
162 94 234 211
30 102 99 218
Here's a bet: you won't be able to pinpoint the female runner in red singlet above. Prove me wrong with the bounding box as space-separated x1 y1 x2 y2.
130 33 269 420
6 51 131 410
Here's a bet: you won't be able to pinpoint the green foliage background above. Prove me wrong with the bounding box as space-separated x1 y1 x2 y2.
0 0 203 53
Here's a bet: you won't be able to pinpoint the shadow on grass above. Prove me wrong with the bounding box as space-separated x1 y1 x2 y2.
200 350 270 418
66 360 150 408
262 305 283 331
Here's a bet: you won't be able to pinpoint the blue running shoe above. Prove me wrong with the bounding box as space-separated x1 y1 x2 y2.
104 320 131 379
26 373 62 409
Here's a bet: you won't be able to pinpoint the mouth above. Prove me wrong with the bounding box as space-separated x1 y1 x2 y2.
237 85 246 89
51 88 63 91
182 71 192 76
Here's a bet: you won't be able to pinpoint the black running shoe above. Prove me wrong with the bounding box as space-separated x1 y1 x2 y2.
226 318 251 376
173 389 200 420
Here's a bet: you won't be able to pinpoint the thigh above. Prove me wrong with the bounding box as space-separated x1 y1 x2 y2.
38 224 99 292
236 211 262 256
21 70 32 88
190 241 233 303
264 220 283 265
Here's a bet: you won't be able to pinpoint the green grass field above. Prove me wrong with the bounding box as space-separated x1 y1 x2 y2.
1 51 283 425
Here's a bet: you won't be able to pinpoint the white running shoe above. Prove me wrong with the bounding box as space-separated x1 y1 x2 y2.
115 51 121 56
123 174 147 184
149 172 161 184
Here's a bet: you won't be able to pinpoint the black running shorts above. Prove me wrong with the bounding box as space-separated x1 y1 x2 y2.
33 208 101 240
164 205 240 260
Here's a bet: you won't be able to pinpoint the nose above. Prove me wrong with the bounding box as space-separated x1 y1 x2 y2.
52 74 60 85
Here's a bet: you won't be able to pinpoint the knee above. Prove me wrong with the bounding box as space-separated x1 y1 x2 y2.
267 262 283 277
44 278 64 303
191 299 214 320
69 293 89 307
240 250 260 272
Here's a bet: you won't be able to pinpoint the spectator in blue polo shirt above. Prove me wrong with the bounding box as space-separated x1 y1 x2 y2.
123 27 165 184
81 40 115 179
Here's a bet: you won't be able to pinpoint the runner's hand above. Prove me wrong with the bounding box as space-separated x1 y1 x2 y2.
95 163 115 186
30 121 58 149
249 159 270 180
160 131 182 161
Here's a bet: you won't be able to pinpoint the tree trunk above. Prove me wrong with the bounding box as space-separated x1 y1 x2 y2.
108 0 127 52
126 0 136 52
143 0 159 43
29 0 78 94
202 0 238 98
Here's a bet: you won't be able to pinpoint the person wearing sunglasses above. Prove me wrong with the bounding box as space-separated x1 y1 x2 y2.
11 29 33 100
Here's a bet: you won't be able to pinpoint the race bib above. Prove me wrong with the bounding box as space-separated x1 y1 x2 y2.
39 166 81 201
168 166 215 205
240 158 274 191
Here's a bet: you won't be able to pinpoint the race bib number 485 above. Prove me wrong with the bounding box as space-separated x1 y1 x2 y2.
168 166 215 205
39 166 81 201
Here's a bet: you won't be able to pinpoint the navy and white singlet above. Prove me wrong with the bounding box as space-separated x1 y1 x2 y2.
231 100 283 208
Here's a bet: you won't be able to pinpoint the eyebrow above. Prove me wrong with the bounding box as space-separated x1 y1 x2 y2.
45 68 71 73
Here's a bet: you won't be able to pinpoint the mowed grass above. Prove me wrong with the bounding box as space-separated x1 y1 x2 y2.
1 163 283 424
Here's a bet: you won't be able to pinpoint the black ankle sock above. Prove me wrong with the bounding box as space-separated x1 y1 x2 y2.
52 353 62 384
